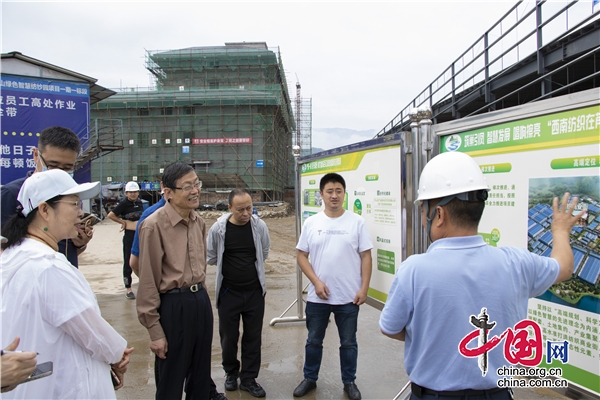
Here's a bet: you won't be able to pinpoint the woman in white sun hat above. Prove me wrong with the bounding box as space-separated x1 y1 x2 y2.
0 169 134 399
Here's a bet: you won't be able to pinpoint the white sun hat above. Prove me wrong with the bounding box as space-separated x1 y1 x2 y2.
17 169 100 217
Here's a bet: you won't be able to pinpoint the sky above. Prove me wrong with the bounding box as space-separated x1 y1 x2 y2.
2 1 523 150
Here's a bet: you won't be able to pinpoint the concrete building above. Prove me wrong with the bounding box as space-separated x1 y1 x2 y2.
90 42 297 202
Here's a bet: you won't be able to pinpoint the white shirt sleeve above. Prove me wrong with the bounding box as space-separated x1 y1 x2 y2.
357 218 374 252
296 216 313 252
37 259 127 365
59 308 127 365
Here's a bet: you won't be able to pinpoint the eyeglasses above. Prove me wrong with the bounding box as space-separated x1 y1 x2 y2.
56 200 83 210
173 181 202 192
39 153 75 174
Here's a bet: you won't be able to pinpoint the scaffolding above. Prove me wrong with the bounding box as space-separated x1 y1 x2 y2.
293 81 313 158
90 43 295 201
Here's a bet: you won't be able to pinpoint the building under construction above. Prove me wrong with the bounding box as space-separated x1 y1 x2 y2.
89 42 296 201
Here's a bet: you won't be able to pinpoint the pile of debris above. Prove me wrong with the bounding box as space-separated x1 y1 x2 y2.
198 201 293 220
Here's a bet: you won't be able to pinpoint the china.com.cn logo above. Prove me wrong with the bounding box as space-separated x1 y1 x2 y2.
458 308 569 376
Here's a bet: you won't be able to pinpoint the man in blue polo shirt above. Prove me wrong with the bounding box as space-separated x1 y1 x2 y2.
379 152 584 400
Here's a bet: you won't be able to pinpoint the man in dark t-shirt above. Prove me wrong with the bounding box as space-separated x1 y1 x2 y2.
107 181 143 299
207 189 270 398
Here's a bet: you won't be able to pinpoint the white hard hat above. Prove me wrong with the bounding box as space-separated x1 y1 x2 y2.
17 170 100 217
415 151 489 205
125 181 140 192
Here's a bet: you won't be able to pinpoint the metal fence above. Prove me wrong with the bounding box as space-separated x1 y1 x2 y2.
375 0 600 137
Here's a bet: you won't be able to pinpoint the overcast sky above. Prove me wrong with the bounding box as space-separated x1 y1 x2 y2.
3 1 524 150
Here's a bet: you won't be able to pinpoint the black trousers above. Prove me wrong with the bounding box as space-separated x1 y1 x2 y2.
155 287 213 400
122 230 135 288
411 388 513 400
218 286 265 382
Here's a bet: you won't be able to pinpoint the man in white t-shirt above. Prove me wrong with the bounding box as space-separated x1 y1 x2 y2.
293 173 373 400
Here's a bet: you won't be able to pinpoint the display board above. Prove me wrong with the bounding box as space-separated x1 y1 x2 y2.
0 74 90 184
298 138 404 307
437 91 599 395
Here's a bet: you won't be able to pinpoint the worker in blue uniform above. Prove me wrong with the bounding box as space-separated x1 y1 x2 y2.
380 151 583 400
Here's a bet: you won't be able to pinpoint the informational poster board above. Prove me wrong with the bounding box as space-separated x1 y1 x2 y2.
298 137 404 307
0 74 90 184
437 90 599 395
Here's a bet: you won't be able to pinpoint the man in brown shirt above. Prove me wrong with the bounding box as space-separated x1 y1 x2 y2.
137 162 214 399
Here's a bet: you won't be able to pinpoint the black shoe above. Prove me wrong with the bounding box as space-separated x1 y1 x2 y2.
224 373 238 391
210 392 228 400
343 382 362 400
293 379 317 397
239 379 266 398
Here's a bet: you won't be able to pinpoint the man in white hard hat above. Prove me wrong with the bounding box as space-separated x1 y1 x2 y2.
379 151 583 400
108 181 143 299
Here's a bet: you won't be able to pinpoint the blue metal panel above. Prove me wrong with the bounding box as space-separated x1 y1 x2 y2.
578 254 600 285
528 223 543 237
573 247 586 273
587 204 600 214
541 248 552 257
540 231 553 246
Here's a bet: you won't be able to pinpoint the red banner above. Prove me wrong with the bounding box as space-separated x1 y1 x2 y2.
192 138 252 145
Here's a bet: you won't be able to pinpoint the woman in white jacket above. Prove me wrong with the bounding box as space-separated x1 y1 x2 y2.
1 170 133 399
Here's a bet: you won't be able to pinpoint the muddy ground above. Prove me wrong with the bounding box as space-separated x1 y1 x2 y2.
78 213 569 400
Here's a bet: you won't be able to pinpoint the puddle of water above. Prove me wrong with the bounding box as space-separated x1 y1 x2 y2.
263 354 302 374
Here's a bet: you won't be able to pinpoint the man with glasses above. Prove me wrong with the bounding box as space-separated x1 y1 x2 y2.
207 188 270 398
0 126 92 268
128 181 227 400
137 162 216 399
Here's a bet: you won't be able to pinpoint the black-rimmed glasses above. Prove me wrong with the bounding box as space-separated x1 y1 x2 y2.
39 153 75 174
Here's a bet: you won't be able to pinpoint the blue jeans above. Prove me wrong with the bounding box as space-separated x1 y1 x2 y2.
303 301 359 384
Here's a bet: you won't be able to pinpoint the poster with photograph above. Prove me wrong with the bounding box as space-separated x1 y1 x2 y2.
439 99 599 394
